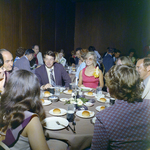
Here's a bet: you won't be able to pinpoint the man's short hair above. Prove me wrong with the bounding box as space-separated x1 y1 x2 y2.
43 50 55 59
0 49 9 54
76 47 82 51
105 65 142 103
32 45 39 49
107 47 114 53
25 49 35 55
88 46 95 51
114 49 121 54
16 47 26 57
143 57 150 68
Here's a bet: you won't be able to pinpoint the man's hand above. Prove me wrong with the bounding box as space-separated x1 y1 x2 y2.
41 83 52 90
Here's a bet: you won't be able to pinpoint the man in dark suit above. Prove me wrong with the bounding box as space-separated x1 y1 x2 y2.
35 50 71 90
14 49 35 73
103 48 114 73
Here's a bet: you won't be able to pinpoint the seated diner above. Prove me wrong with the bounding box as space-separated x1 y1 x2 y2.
78 52 104 88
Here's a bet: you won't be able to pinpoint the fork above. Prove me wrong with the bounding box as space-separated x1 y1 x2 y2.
56 121 66 127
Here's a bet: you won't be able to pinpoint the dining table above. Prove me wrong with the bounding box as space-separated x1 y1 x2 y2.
42 88 111 150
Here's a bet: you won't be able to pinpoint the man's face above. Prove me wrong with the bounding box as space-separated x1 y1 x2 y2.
2 51 13 71
44 55 55 68
136 59 148 80
28 54 34 61
33 45 39 54
76 50 81 58
115 52 120 58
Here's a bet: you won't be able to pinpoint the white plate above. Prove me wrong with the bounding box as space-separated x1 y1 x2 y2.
49 108 67 116
76 110 95 118
43 117 69 130
60 87 66 92
63 90 72 95
42 100 52 106
95 106 105 111
106 93 110 97
84 92 96 97
92 117 96 124
84 102 94 107
60 98 69 102
80 87 92 92
97 97 110 103
95 94 105 99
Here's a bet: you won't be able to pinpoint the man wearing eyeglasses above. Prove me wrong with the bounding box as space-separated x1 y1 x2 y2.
35 50 71 90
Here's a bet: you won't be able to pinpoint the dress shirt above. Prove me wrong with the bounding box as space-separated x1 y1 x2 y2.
45 66 55 85
75 62 86 79
143 75 150 87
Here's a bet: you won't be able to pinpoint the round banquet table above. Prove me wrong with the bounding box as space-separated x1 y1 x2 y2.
43 90 110 150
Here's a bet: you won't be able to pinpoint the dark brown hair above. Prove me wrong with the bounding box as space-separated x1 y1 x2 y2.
43 50 55 59
16 47 26 57
0 70 46 131
105 65 142 103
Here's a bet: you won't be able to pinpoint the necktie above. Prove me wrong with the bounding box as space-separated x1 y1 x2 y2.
50 69 56 87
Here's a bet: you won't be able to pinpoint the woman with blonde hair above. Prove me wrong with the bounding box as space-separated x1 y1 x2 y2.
78 52 104 88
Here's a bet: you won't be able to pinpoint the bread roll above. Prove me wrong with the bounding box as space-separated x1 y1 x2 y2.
100 98 106 102
87 91 93 96
44 91 51 97
41 99 45 103
100 106 105 110
68 89 72 94
53 108 61 114
82 110 90 117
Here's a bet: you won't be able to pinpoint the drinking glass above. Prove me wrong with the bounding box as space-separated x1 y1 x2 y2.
96 87 102 98
55 86 60 95
67 104 75 122
110 98 115 105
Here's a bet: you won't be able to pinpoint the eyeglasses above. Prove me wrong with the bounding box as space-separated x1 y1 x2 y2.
86 58 93 61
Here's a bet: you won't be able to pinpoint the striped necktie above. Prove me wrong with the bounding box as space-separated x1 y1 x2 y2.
50 69 56 87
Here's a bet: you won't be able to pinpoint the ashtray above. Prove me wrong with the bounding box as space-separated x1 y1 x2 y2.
48 96 59 102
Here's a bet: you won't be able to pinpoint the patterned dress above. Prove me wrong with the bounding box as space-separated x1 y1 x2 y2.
91 99 150 150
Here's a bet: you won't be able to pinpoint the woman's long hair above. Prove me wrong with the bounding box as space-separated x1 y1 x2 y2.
0 70 46 131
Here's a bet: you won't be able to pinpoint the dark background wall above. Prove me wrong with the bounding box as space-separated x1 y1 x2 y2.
0 0 149 59
75 0 148 57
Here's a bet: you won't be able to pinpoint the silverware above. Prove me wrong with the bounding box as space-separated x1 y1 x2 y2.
72 121 76 132
56 121 66 127
68 124 76 134
56 121 69 131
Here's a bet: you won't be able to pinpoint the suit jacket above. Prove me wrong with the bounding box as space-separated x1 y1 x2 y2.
142 77 150 99
14 56 35 73
35 63 71 87
91 99 150 150
103 53 114 73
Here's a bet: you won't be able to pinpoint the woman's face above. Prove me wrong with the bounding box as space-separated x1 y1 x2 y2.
86 55 94 66
117 59 122 65
0 66 5 80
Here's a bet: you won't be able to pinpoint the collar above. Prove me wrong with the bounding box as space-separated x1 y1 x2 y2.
143 75 150 87
45 65 54 71
24 55 28 60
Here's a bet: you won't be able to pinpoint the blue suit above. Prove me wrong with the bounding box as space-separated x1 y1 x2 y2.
103 53 114 73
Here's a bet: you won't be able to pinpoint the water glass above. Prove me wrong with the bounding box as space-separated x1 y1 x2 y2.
96 87 102 98
67 104 75 122
55 86 60 95
110 98 115 105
